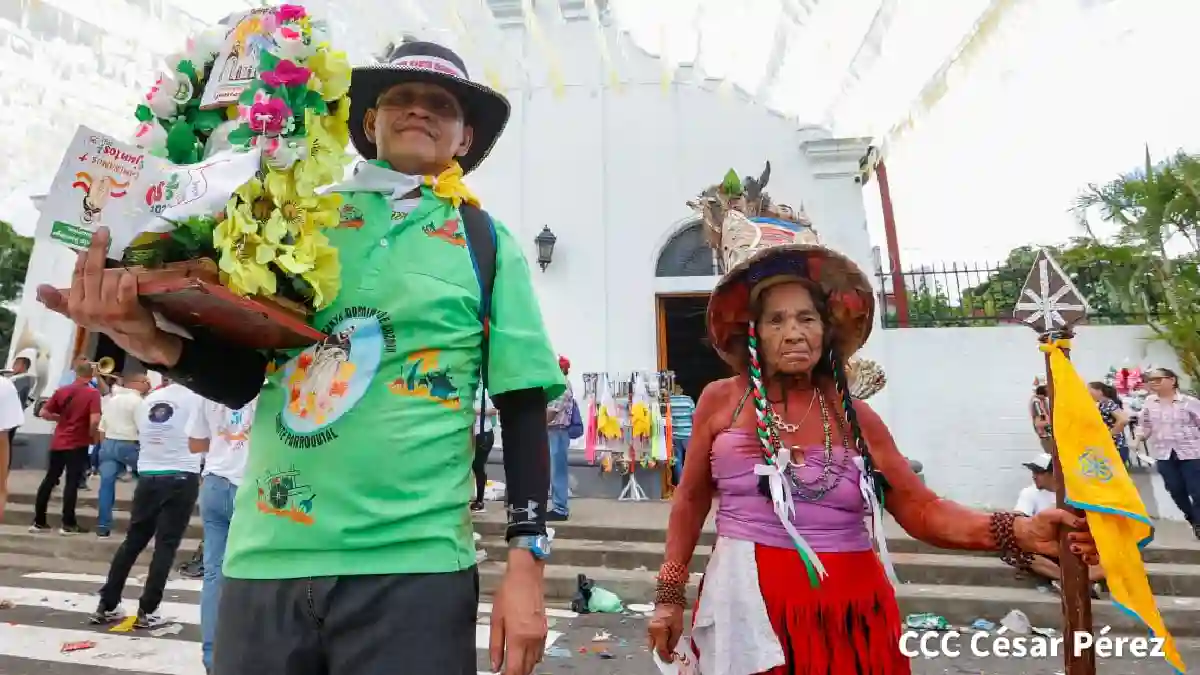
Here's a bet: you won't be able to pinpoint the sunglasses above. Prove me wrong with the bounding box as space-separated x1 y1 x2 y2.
376 89 462 119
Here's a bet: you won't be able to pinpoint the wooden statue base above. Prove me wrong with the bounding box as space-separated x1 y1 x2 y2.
81 259 325 350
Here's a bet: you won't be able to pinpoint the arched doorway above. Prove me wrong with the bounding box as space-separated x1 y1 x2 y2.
654 222 728 403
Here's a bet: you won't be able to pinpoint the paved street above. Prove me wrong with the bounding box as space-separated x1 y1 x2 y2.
1 566 1195 675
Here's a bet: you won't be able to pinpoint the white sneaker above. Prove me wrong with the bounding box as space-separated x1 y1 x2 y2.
475 549 488 564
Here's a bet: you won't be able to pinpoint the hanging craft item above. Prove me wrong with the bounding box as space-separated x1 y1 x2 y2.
583 0 620 90
844 357 887 400
583 373 600 464
630 372 652 439
521 0 566 98
41 4 351 349
596 374 622 442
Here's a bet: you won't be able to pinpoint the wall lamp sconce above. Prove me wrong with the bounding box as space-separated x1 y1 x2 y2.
534 226 557 271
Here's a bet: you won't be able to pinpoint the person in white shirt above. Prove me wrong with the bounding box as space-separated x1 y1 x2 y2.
187 395 257 674
89 378 202 629
471 386 497 512
0 374 29 520
95 374 151 537
1012 452 1104 593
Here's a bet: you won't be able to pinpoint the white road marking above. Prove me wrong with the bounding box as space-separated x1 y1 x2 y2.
4 580 565 652
478 601 578 619
0 624 204 674
0 624 501 675
0 586 201 625
23 571 204 592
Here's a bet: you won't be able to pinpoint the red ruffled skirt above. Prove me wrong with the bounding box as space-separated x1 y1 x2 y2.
693 545 910 675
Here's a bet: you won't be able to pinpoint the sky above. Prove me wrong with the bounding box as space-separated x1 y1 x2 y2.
610 0 1200 267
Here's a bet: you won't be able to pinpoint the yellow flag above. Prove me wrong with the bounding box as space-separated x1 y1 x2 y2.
1043 342 1185 673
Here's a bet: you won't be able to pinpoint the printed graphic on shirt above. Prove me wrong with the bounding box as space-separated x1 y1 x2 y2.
337 204 365 229
392 209 413 222
389 348 461 408
423 218 466 247
219 406 253 450
148 402 175 424
276 305 397 448
255 467 316 525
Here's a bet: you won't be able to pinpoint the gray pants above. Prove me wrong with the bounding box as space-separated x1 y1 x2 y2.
214 569 479 675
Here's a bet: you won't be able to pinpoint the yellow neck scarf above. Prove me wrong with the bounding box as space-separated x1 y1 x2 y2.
423 161 480 209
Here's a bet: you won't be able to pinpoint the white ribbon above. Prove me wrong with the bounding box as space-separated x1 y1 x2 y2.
754 448 827 581
854 456 900 586
325 161 423 200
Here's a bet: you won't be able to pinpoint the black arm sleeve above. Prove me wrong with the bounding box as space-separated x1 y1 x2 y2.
145 329 268 409
493 387 549 541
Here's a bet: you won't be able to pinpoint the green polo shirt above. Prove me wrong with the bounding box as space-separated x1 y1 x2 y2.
222 183 565 579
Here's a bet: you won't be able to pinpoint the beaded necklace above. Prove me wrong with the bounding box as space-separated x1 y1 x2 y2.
747 326 849 501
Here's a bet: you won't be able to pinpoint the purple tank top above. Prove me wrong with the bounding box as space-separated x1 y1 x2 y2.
711 429 871 552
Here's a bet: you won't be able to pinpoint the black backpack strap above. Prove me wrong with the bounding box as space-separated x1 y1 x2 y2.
460 204 498 435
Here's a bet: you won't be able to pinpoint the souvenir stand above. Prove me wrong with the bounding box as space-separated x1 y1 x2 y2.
581 370 677 501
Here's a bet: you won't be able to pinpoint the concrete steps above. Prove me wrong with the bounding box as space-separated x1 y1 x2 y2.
8 489 1200 636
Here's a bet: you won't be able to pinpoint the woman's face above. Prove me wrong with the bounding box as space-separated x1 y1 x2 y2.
1088 385 1102 402
1146 370 1176 396
757 282 825 376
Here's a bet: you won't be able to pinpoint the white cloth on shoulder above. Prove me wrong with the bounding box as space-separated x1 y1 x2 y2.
691 536 785 675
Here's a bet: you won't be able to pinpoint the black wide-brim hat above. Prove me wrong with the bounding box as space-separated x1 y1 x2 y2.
348 41 510 174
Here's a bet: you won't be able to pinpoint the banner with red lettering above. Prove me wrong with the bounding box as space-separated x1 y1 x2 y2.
39 126 259 257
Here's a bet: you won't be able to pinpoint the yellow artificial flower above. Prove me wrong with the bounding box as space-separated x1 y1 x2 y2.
299 230 341 308
262 209 289 245
215 229 278 297
308 49 351 101
234 177 264 204
264 167 297 204
296 109 348 196
323 96 351 149
423 161 480 208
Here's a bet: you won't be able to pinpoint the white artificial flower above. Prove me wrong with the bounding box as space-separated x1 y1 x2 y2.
273 27 315 61
260 137 309 170
145 71 189 119
132 122 169 156
203 120 240 159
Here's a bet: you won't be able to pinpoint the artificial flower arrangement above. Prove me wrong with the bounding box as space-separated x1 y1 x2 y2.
125 3 351 322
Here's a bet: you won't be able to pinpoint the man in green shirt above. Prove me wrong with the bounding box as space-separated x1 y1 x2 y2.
38 41 563 675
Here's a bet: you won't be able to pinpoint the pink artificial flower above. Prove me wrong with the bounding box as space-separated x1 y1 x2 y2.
279 27 301 40
248 97 293 136
262 60 312 88
238 89 271 124
275 4 307 23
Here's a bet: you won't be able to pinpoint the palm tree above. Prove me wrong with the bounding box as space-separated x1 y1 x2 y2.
1074 149 1200 384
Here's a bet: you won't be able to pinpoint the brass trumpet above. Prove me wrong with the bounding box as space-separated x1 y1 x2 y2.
91 357 117 378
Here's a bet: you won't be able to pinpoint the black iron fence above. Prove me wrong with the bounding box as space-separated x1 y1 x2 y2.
876 260 1187 328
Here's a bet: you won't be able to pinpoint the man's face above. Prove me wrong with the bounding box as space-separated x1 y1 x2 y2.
1033 469 1054 491
364 82 473 175
125 375 151 395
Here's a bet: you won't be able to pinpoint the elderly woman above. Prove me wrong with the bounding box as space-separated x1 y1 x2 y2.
647 165 1098 675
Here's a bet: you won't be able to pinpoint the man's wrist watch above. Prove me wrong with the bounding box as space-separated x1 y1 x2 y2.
509 534 552 560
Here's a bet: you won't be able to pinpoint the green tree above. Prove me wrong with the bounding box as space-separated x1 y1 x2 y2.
958 238 1163 325
905 279 968 327
1074 149 1200 384
0 220 34 356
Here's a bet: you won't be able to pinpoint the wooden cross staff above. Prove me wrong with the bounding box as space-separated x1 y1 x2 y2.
1013 249 1095 675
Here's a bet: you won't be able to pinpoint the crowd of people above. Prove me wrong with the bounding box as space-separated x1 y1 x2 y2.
1030 367 1200 540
